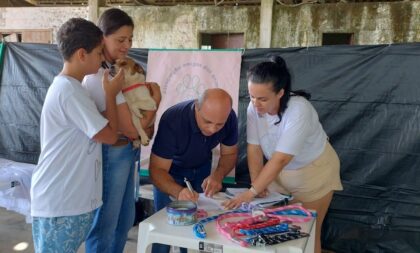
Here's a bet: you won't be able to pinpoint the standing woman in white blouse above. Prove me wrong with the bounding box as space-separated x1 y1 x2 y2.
82 8 161 253
223 56 343 253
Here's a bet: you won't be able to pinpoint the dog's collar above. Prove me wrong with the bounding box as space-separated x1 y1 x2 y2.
122 83 148 93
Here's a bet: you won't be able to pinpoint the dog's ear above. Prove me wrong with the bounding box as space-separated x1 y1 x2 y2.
133 63 145 76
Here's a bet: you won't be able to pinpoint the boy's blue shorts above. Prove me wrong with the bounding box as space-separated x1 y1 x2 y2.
32 210 95 253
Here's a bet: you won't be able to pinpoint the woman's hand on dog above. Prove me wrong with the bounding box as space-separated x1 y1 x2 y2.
102 69 124 97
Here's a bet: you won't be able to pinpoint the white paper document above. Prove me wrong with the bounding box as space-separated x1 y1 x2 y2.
197 192 227 210
197 188 293 210
226 188 293 207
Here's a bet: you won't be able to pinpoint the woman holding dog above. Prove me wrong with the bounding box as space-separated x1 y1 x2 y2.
82 8 161 253
222 56 342 253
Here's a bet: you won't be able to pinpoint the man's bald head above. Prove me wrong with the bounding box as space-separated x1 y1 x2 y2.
195 88 233 136
196 88 232 110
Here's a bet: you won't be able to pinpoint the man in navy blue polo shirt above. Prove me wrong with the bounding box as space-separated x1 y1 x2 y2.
149 88 238 253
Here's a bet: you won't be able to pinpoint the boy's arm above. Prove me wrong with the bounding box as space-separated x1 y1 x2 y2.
93 69 124 144
116 103 138 140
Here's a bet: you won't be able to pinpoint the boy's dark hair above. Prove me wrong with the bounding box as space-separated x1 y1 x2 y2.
57 18 103 61
98 8 134 36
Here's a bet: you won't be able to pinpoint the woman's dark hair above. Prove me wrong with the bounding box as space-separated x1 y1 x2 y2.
247 55 311 124
98 8 134 35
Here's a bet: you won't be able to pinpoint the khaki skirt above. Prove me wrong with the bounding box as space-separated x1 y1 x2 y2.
271 142 343 203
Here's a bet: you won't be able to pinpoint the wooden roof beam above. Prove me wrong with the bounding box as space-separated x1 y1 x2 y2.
24 0 39 5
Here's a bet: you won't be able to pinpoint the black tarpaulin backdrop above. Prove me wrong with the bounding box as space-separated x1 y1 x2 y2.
1 42 420 252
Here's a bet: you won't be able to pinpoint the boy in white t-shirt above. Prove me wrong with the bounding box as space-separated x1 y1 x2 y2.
30 18 124 253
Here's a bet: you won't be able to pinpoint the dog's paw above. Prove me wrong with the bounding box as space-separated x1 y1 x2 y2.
141 138 150 146
133 140 141 149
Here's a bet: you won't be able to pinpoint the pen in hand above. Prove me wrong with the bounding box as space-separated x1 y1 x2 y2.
184 177 194 193
184 177 197 202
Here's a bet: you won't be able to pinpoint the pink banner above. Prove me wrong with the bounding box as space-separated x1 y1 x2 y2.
141 50 242 178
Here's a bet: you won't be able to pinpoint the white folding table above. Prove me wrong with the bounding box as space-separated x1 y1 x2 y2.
137 208 316 253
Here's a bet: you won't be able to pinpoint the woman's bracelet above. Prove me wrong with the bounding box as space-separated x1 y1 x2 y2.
249 185 258 196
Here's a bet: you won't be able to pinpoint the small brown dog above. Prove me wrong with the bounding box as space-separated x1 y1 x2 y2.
114 57 157 147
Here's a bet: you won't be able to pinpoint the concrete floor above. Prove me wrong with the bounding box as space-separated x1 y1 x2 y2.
0 207 138 253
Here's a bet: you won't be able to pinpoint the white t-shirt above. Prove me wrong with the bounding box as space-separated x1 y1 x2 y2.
82 66 126 113
247 96 327 170
31 75 108 217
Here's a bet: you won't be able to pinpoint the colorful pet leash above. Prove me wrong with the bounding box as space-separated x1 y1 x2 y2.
193 204 315 247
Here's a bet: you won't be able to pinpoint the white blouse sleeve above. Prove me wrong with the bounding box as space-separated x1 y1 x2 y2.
275 102 312 156
246 102 260 145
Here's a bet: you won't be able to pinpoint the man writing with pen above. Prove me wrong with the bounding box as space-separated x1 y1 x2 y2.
149 88 238 253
